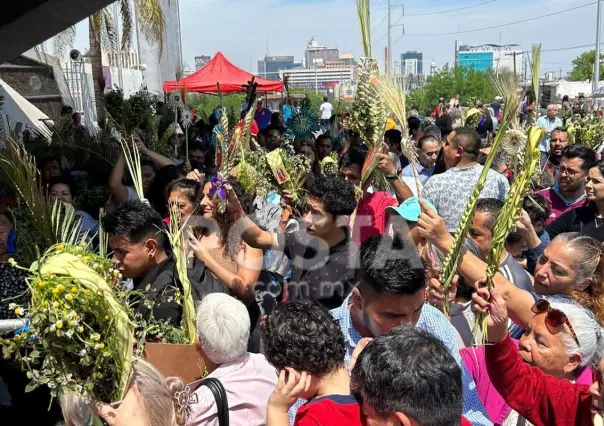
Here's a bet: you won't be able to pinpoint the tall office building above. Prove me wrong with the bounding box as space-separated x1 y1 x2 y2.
257 56 301 80
401 51 423 75
305 37 339 68
195 55 211 71
136 0 183 93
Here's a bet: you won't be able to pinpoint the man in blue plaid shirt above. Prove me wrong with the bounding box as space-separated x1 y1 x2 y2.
289 235 492 425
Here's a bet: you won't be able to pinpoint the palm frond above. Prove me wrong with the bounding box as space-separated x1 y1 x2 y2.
527 44 541 126
120 137 144 199
134 0 167 54
439 99 516 315
166 204 196 344
52 26 76 56
91 8 118 54
490 69 520 128
473 124 544 345
99 208 108 258
356 0 371 57
119 0 134 50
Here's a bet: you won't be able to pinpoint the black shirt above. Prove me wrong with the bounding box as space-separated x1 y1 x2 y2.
546 203 604 242
278 229 356 309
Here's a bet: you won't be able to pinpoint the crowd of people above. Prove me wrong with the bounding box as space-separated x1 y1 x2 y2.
2 88 604 426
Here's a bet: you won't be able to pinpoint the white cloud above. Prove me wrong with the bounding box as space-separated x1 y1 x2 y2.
71 0 600 77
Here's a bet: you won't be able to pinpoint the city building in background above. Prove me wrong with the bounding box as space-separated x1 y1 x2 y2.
430 59 437 75
304 36 339 68
455 41 523 74
257 55 301 80
279 67 353 94
195 55 211 71
106 48 140 69
401 51 423 75
137 0 183 94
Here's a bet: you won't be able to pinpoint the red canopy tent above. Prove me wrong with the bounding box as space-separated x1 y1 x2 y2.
163 51 283 93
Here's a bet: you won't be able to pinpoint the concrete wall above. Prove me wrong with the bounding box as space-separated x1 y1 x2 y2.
137 0 182 94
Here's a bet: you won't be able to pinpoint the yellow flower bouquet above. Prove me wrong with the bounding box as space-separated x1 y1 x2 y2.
1 243 135 403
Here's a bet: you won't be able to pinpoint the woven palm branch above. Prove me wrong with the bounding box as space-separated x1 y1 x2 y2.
285 108 320 142
166 204 196 344
352 59 386 149
473 124 544 345
439 99 517 316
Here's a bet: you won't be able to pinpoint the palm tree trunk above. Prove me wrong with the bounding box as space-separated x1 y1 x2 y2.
89 21 105 123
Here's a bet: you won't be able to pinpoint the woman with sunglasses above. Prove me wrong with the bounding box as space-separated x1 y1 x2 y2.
462 297 602 425
546 160 604 242
473 287 604 426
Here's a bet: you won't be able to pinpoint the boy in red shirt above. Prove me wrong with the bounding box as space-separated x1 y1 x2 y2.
262 300 362 426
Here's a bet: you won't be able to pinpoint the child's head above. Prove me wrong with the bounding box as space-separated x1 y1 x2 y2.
261 300 346 397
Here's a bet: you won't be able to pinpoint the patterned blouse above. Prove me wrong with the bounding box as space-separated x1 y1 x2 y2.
0 263 29 320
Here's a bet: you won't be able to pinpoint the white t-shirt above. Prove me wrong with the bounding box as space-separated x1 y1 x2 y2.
320 102 333 120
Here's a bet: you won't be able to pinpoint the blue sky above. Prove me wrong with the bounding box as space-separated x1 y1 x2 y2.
72 0 600 77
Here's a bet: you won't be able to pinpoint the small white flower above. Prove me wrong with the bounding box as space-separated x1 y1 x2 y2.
49 324 56 332
92 263 100 269
79 349 87 357
65 329 74 338
8 303 16 310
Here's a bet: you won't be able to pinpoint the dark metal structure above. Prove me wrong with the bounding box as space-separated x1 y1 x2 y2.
0 0 114 64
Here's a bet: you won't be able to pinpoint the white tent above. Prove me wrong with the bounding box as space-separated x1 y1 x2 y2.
0 78 53 142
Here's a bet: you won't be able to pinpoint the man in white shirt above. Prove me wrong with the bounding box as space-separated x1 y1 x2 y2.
320 96 333 131
536 104 563 153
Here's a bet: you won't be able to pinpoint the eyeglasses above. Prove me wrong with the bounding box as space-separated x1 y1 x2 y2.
531 299 580 347
559 166 584 177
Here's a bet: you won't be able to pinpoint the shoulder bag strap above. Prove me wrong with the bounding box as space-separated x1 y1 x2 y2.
199 377 229 426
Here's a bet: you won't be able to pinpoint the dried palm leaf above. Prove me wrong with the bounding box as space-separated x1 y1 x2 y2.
527 44 542 126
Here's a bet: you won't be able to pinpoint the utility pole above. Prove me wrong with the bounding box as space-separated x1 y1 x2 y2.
595 0 602 93
504 51 518 85
387 3 404 75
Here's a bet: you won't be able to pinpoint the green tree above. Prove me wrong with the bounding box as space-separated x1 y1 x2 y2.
406 65 497 114
569 50 604 81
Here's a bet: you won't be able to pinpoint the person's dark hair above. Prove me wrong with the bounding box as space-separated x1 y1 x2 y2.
38 156 60 170
316 133 333 145
147 165 184 217
524 193 550 224
323 96 328 102
187 140 205 154
101 200 166 249
261 300 346 375
423 125 442 140
359 235 425 295
72 112 80 120
307 178 357 217
48 176 76 197
475 198 504 230
407 117 421 137
167 179 200 206
450 127 481 159
506 231 523 247
561 144 597 172
0 207 14 226
140 157 158 173
351 327 462 426
563 95 569 103
346 147 367 167
594 160 604 180
417 135 440 150
385 129 403 146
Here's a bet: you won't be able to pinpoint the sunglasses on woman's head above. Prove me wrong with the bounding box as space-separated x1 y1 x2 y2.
531 299 580 347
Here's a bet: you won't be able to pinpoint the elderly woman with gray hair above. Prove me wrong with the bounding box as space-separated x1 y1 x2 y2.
462 298 604 425
187 293 278 425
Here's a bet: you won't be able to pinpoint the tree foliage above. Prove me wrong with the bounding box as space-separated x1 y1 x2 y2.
406 64 498 113
569 50 604 82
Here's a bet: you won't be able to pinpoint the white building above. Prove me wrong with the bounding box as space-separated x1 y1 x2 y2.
137 0 183 94
403 58 419 76
105 48 140 69
279 67 353 94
